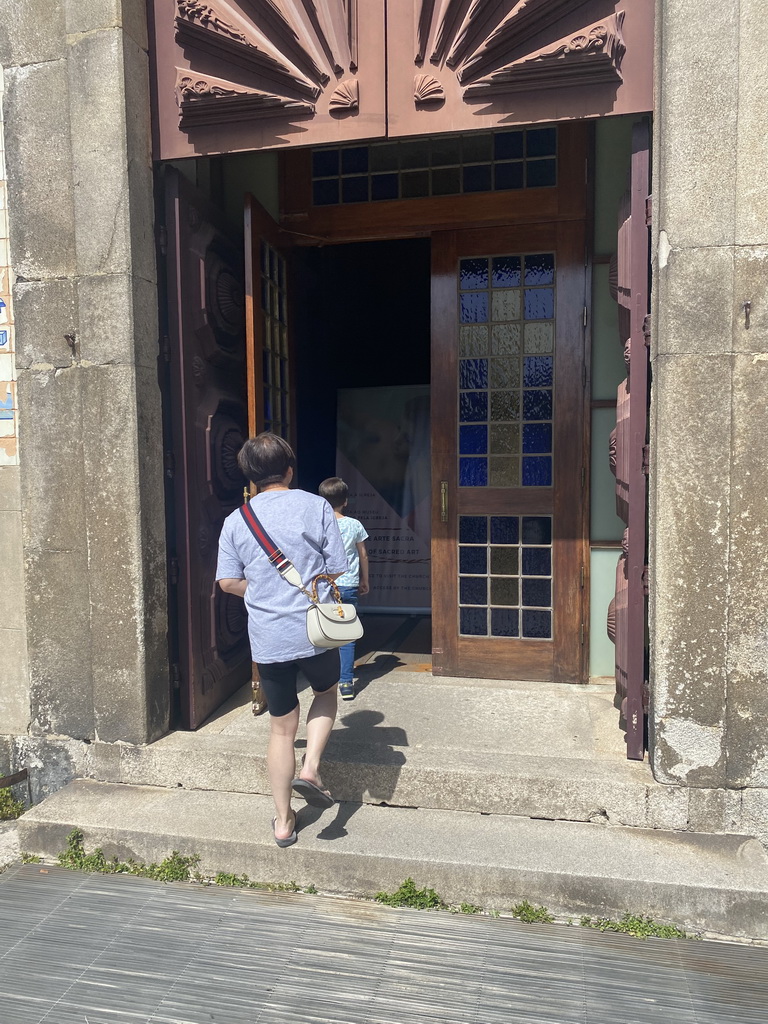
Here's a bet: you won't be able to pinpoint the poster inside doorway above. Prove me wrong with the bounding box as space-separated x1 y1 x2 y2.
337 386 431 612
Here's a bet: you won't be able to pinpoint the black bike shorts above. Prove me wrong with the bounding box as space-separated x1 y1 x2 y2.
256 648 340 718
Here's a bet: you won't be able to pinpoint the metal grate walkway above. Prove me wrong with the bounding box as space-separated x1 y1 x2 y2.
0 864 766 1023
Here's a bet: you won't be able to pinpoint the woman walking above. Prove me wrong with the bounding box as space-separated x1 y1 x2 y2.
217 433 348 847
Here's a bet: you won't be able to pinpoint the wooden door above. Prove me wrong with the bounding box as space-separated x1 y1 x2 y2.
431 222 587 682
163 168 251 729
608 120 651 759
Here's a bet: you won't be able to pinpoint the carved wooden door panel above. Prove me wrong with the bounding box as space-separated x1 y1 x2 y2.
431 221 586 682
608 120 651 760
164 168 251 729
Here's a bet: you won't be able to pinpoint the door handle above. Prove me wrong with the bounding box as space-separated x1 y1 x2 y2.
440 481 448 523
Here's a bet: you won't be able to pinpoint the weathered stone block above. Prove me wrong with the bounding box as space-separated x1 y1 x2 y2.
655 3 738 248
735 0 768 246
0 627 30 735
122 36 156 286
741 789 768 851
646 784 688 830
13 279 77 369
77 273 158 369
0 511 25 631
0 0 66 67
655 245 734 356
3 62 76 280
64 0 149 52
0 465 20 512
687 787 743 834
732 247 768 353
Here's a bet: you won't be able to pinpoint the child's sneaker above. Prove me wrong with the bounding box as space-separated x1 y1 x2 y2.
339 680 355 701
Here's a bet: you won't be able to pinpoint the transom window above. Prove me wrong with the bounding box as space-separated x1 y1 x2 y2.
311 127 557 206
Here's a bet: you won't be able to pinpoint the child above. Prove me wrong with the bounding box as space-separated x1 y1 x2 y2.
318 477 369 700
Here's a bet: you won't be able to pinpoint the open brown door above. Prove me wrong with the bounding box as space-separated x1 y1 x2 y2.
431 222 587 682
244 195 295 447
164 168 251 728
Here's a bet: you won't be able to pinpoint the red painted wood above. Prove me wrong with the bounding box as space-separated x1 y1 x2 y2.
608 120 650 759
164 169 251 729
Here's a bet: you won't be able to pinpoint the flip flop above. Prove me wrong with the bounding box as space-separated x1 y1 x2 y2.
272 814 297 848
291 777 334 808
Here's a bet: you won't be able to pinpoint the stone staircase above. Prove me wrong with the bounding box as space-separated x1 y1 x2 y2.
17 670 768 940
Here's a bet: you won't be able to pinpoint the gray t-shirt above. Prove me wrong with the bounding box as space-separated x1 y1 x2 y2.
216 489 348 664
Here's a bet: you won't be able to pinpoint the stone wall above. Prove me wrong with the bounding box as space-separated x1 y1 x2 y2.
0 1 168 752
650 0 768 819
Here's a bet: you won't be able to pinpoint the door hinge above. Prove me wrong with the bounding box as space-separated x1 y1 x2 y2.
583 305 588 328
169 556 179 586
158 224 168 256
580 623 585 645
164 450 176 479
171 663 181 690
642 444 650 475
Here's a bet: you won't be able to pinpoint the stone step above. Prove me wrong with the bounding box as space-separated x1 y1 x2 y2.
18 779 768 941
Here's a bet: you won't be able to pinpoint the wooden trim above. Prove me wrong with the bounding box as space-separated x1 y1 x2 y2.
457 639 552 681
591 398 617 409
244 197 258 439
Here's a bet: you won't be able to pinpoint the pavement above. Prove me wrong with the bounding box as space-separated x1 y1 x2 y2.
1 863 767 1024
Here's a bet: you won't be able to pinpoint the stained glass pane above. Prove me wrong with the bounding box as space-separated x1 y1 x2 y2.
526 159 557 188
494 131 524 160
342 176 368 203
522 547 551 575
402 170 430 198
524 254 555 285
459 516 487 543
370 143 399 171
459 359 488 389
460 293 489 323
523 356 554 387
460 326 489 356
495 162 524 190
524 288 554 320
313 179 339 206
342 146 368 174
491 608 519 637
460 391 487 422
491 578 519 606
462 134 493 161
312 148 338 177
460 424 488 455
464 165 492 192
490 423 519 454
490 516 519 544
460 258 488 290
431 136 462 165
522 457 552 486
526 127 557 157
490 391 520 421
492 289 521 322
459 546 487 574
489 457 518 487
523 389 552 420
522 423 552 453
491 324 521 355
460 607 487 636
491 547 518 575
521 516 552 545
460 457 488 486
524 322 553 353
433 166 461 195
489 358 520 389
491 256 522 288
371 174 398 201
460 577 487 605
522 609 552 638
522 578 551 607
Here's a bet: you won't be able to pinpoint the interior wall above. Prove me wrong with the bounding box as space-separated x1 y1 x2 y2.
589 115 635 677
293 239 431 495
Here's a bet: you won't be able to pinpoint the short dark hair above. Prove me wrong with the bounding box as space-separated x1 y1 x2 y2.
238 432 296 488
318 476 348 509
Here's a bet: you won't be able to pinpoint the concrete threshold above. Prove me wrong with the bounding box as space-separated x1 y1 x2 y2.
18 779 768 941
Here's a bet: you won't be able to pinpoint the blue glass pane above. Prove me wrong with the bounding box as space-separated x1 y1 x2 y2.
523 356 554 387
526 159 557 188
460 457 488 486
524 288 554 320
313 179 339 206
490 516 519 544
491 608 519 637
524 254 555 285
491 255 521 288
522 547 551 576
526 127 557 157
371 174 399 201
522 457 552 486
495 162 524 191
341 146 368 174
460 546 487 574
461 607 487 636
460 577 487 605
463 164 492 192
523 389 552 420
494 131 524 160
460 258 488 290
522 578 551 607
342 176 368 203
522 609 552 638
522 516 552 545
522 423 552 454
460 292 489 323
312 148 338 177
459 391 487 422
460 425 488 455
460 516 487 543
459 359 488 389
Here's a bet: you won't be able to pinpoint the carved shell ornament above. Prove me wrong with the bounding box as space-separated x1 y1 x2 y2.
329 79 359 113
414 74 445 106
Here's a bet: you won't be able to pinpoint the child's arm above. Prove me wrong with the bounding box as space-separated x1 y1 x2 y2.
357 541 369 595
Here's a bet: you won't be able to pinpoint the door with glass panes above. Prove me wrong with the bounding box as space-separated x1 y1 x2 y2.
431 222 587 682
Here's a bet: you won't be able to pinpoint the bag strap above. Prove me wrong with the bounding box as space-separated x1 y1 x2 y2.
239 502 308 595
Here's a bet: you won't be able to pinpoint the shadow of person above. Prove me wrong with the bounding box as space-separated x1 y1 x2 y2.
353 653 404 695
315 709 408 840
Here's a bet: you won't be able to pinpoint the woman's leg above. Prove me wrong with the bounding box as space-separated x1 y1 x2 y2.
267 704 301 837
299 649 340 788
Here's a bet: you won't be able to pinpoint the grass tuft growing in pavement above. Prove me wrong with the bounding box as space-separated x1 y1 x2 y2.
58 829 199 882
375 877 446 910
510 900 555 924
0 787 25 820
579 913 689 939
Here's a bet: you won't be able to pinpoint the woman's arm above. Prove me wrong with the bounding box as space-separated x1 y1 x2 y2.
357 541 369 595
218 577 247 599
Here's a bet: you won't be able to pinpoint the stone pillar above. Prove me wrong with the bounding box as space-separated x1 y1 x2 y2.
0 1 168 745
650 0 768 809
